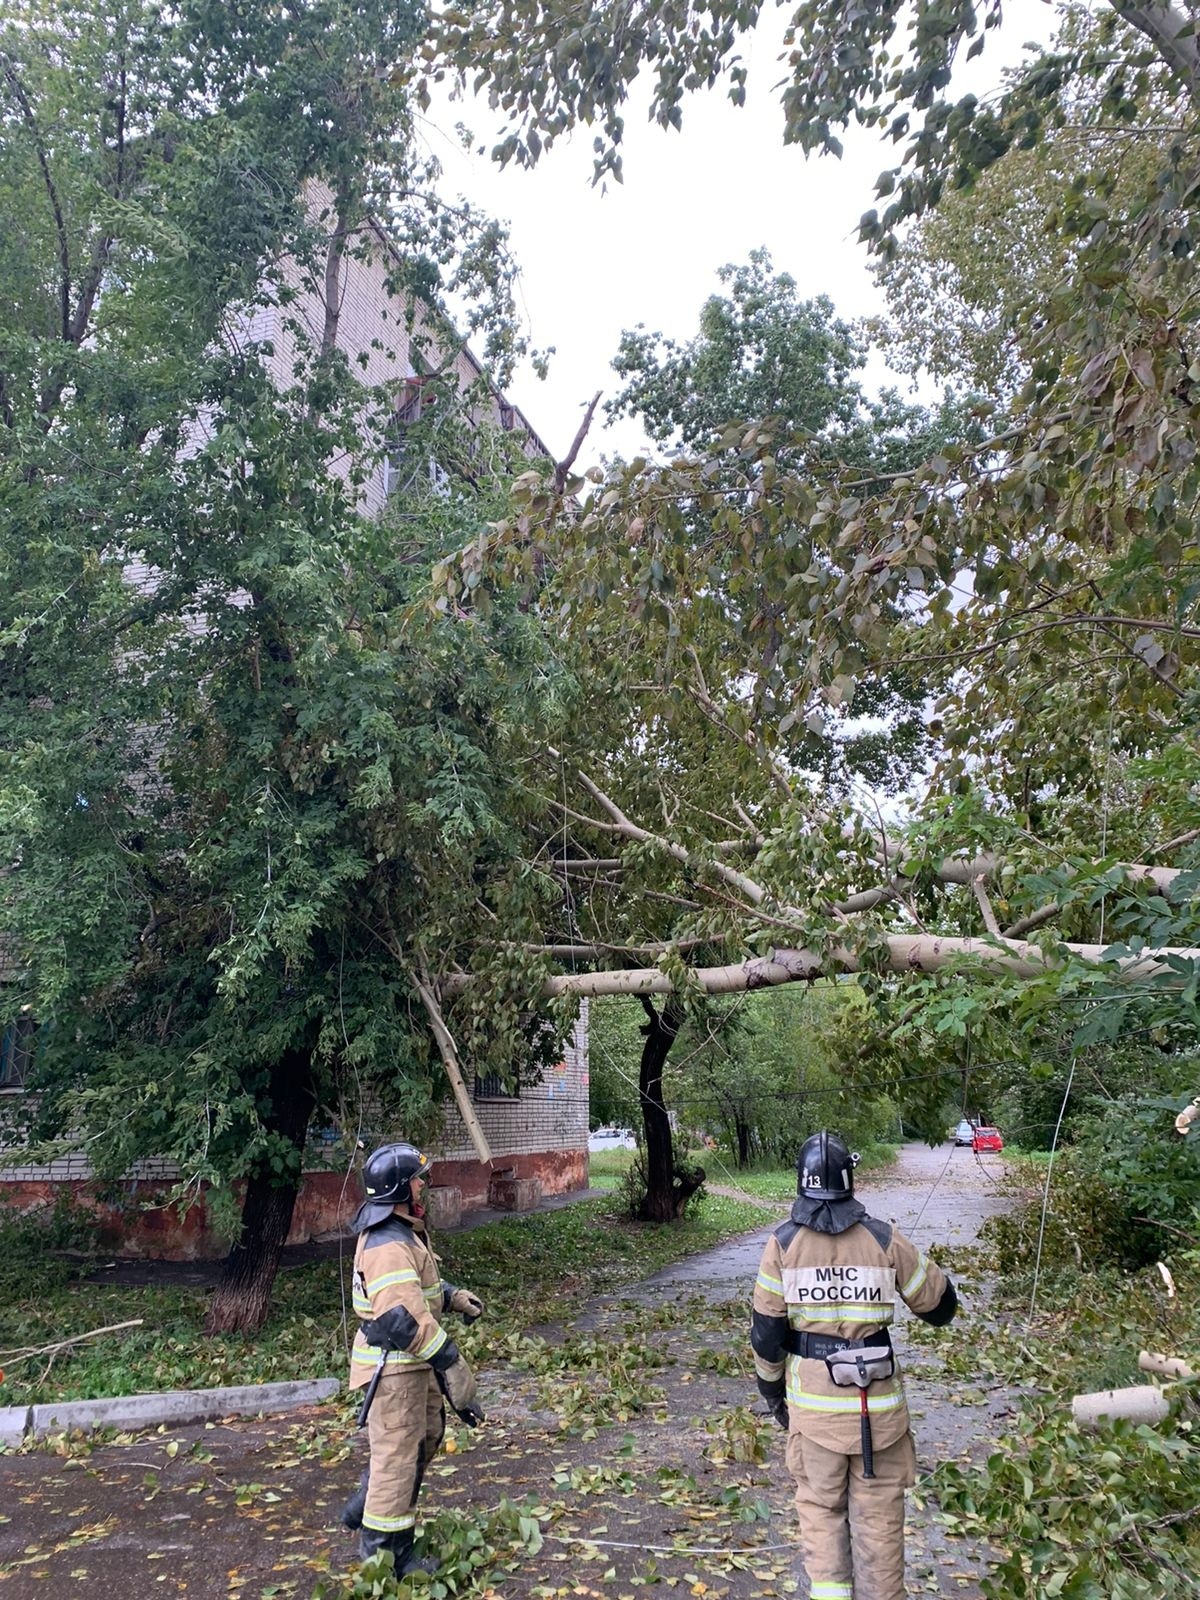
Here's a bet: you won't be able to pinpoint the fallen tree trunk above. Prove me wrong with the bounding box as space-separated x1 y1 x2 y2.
1139 1350 1197 1380
443 934 1200 999
1072 1385 1171 1428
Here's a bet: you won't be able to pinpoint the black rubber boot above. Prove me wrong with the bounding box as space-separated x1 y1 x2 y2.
358 1528 440 1577
397 1547 441 1579
340 1471 368 1531
358 1526 393 1564
390 1529 440 1578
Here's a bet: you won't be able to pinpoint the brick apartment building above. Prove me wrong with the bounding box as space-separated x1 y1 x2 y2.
0 190 590 1257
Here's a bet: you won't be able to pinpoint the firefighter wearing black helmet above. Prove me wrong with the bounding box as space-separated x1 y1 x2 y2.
341 1142 485 1576
750 1133 958 1600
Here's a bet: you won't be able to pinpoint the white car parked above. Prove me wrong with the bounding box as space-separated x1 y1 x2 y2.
588 1126 637 1152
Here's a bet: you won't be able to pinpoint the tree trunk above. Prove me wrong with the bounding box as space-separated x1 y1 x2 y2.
636 997 704 1222
204 1045 316 1335
736 1115 751 1169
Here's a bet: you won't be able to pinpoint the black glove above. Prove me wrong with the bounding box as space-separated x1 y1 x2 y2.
757 1375 789 1430
455 1399 486 1428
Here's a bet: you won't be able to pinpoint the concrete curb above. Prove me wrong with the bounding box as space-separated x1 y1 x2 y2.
0 1407 31 1447
5 1378 339 1444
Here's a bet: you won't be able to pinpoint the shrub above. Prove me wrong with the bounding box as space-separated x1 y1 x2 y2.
615 1136 707 1220
0 1193 101 1301
983 1091 1200 1275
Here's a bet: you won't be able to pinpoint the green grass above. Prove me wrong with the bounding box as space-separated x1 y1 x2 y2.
696 1143 899 1203
704 1166 796 1203
590 1143 900 1204
1002 1147 1052 1166
0 1189 769 1409
587 1148 635 1189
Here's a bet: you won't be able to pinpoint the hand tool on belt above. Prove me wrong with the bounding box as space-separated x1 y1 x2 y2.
858 1385 875 1478
788 1327 894 1479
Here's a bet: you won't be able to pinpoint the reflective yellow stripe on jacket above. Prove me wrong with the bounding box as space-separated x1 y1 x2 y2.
755 1267 784 1298
352 1323 448 1369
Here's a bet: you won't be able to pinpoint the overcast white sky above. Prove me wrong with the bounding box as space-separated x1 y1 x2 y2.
422 0 1057 464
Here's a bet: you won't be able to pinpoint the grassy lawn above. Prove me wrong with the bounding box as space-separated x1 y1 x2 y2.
696 1143 899 1203
587 1148 635 1190
0 1188 769 1408
588 1144 899 1209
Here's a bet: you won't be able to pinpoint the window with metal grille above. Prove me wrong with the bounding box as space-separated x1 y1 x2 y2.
0 1016 36 1089
384 377 451 497
473 1070 519 1101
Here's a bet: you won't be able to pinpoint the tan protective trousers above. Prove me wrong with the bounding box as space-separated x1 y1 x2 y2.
362 1367 445 1534
784 1428 917 1600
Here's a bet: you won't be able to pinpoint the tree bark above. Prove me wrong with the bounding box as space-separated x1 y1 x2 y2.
1115 1 1200 97
204 1045 316 1335
636 997 704 1222
441 932 1200 1001
736 1115 751 1169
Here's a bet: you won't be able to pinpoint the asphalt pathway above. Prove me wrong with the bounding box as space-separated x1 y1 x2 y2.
642 1141 1009 1293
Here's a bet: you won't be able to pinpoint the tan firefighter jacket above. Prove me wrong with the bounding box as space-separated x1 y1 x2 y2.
349 1212 452 1390
752 1202 955 1453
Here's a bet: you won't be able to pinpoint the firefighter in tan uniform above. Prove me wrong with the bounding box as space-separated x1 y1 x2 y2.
751 1132 958 1600
340 1142 485 1576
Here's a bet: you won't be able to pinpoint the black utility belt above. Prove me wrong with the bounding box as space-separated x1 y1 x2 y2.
785 1327 892 1361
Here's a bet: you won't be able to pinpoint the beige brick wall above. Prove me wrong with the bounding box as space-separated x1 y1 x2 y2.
0 1002 589 1184
263 184 553 517
438 1002 589 1162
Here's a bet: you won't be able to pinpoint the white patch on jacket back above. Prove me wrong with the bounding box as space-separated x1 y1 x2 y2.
783 1265 896 1307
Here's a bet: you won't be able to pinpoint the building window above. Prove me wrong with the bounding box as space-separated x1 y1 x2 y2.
474 1070 519 1101
384 377 451 497
0 1016 35 1089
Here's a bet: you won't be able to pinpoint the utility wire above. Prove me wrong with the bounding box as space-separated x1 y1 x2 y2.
1028 1053 1078 1322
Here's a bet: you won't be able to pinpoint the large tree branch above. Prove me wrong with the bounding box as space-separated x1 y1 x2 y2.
1001 902 1063 939
555 752 767 907
442 933 1200 999
1115 1 1200 94
551 763 1193 948
1150 826 1200 858
315 183 357 364
1 52 71 341
554 390 601 493
68 233 114 347
520 937 709 959
972 875 1002 938
413 961 492 1164
864 847 1189 899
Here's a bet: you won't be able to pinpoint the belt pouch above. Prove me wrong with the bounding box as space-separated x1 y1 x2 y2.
824 1341 896 1388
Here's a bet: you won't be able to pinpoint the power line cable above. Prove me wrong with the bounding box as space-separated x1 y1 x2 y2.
1028 1052 1078 1322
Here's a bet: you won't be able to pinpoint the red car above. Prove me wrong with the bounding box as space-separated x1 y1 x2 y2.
972 1125 1004 1153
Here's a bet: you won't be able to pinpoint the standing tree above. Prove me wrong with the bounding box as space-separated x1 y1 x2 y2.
10 0 1200 1311
0 0 566 1331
